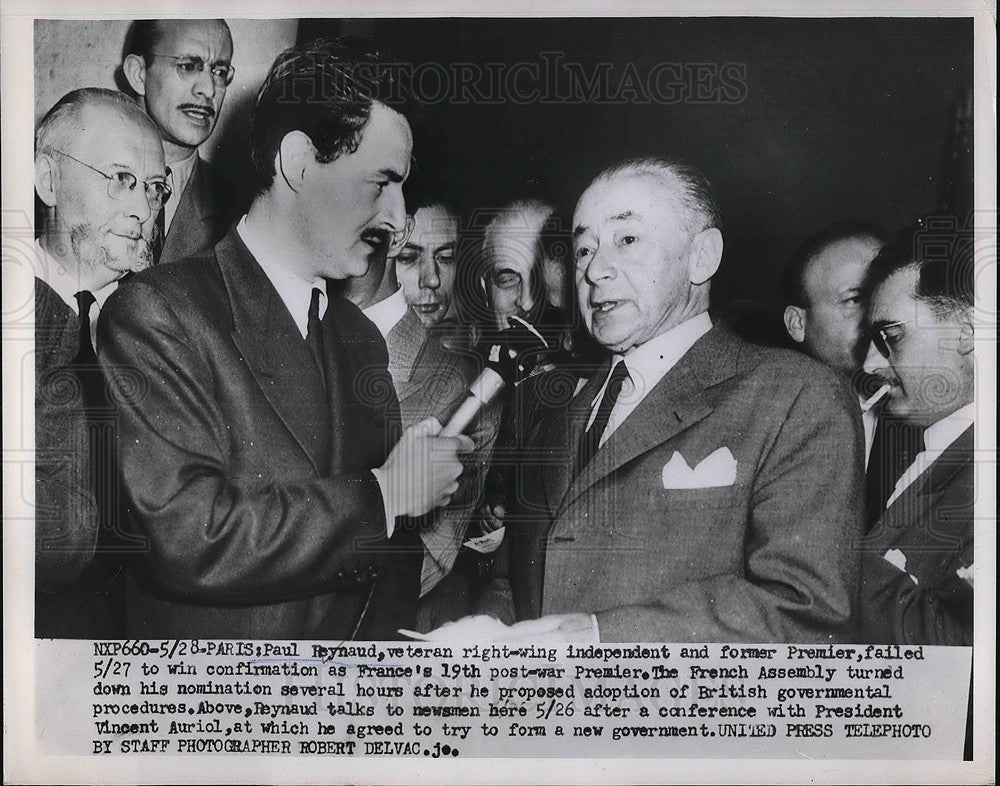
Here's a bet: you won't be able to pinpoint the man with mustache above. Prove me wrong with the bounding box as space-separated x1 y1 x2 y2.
34 87 168 637
857 223 975 645
339 200 501 632
122 18 246 263
427 156 863 643
99 37 472 640
395 194 462 330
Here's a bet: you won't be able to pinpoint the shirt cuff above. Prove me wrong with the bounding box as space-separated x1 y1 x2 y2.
370 467 397 538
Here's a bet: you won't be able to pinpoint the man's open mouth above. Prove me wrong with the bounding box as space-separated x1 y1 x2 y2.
179 104 215 122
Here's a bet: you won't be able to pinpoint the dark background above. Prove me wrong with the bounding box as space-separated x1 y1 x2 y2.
300 17 974 313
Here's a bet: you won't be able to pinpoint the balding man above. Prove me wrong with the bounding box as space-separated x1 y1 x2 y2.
428 156 864 643
122 18 246 263
34 87 168 637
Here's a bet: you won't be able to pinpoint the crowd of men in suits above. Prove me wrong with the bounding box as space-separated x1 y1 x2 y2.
34 23 975 651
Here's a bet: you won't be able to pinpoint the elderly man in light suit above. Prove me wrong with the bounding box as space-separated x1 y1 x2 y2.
427 156 864 643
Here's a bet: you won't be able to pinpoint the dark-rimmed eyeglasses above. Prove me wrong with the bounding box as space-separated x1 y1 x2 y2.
150 53 235 87
868 318 917 359
52 150 172 209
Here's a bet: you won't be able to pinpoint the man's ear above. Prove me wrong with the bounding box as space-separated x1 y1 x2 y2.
276 131 314 193
35 154 59 207
688 227 723 286
783 305 806 344
122 54 148 97
957 308 975 356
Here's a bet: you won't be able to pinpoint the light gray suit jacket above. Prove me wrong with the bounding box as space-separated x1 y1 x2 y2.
507 323 865 642
385 310 499 594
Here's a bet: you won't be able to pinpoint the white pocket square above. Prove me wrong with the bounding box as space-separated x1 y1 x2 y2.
661 447 737 489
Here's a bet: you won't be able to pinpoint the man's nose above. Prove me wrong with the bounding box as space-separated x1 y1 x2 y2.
192 65 218 100
124 183 152 224
583 246 615 284
862 339 889 376
418 258 440 290
379 185 407 235
516 279 535 314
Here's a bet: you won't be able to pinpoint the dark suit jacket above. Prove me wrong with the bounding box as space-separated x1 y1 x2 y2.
159 157 247 266
857 425 974 645
98 227 419 639
505 323 864 643
35 279 126 637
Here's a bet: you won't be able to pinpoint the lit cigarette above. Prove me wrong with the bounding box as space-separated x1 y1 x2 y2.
861 383 892 412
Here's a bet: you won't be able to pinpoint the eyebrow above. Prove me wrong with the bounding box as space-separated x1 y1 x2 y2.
378 168 406 183
572 210 638 238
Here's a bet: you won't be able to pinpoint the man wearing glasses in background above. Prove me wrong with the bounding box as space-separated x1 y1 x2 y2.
33 87 169 637
122 19 246 264
857 222 975 646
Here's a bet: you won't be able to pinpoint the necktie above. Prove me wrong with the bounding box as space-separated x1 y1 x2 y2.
575 359 630 475
865 415 926 528
306 287 328 390
152 205 166 265
71 290 105 405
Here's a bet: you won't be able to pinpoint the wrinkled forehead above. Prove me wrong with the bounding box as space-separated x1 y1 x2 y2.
486 211 549 273
574 170 688 234
154 19 233 61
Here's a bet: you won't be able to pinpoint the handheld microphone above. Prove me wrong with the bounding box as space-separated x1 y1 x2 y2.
438 316 549 438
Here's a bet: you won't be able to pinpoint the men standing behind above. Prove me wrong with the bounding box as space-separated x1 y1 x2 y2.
100 37 471 640
395 195 461 330
428 156 864 643
781 222 921 528
34 88 168 637
339 199 501 632
122 19 246 263
482 199 557 331
857 224 975 645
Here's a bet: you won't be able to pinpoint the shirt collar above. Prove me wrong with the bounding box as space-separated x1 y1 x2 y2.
923 402 975 454
595 311 713 404
35 239 118 314
237 216 327 339
362 287 408 339
168 150 199 200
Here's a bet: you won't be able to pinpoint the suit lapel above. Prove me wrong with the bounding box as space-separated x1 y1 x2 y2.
554 325 739 527
218 229 331 472
161 158 217 263
876 425 974 549
540 360 609 516
385 310 427 400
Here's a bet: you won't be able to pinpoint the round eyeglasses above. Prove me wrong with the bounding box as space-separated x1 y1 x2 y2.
52 150 172 209
150 53 235 87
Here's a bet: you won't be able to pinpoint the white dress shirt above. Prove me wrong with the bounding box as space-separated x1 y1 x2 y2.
586 311 713 447
237 216 399 536
237 216 327 338
860 398 879 469
35 240 118 351
362 287 407 339
884 403 975 509
163 150 199 234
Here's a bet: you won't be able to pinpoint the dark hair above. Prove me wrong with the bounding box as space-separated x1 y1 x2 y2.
865 219 974 319
123 19 231 64
597 155 723 234
782 221 884 307
250 36 417 192
122 20 163 64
